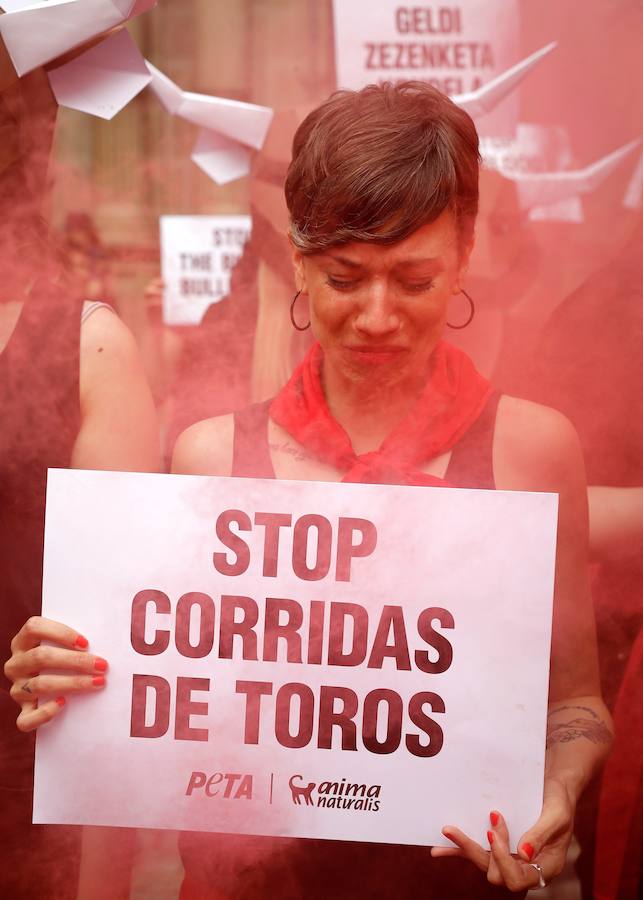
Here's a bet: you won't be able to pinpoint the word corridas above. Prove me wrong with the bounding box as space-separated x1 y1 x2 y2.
129 508 456 758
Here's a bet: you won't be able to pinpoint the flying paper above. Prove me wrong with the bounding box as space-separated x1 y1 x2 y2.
623 148 643 210
480 124 583 223
146 60 272 184
191 129 253 186
146 61 273 151
0 0 157 77
47 28 151 120
454 43 557 119
502 138 642 210
1 2 42 11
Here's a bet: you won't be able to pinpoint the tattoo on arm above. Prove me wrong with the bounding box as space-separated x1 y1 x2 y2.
546 705 612 748
269 441 316 463
548 704 599 720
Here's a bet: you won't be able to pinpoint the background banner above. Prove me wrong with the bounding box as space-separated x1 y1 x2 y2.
332 0 520 135
35 469 557 848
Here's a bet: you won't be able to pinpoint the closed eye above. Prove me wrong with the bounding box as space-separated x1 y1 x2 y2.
402 280 435 293
326 276 358 291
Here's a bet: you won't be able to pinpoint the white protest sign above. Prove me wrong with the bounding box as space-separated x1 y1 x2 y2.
332 0 520 135
159 215 251 326
35 469 557 849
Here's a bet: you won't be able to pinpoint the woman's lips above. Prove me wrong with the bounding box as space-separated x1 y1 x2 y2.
343 345 408 364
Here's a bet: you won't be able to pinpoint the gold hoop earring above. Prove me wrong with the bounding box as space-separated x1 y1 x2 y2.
290 290 310 331
447 289 475 330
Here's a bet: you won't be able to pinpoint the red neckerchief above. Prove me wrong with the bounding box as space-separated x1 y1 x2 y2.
270 341 492 486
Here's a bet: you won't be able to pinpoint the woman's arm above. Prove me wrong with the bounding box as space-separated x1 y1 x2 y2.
496 396 612 757
171 414 234 476
71 306 160 471
432 397 613 892
2 308 161 899
76 826 138 900
4 307 160 731
587 485 643 563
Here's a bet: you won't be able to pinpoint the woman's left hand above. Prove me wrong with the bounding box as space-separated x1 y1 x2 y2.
430 777 574 892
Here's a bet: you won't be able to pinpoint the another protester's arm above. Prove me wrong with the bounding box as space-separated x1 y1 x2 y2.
75 825 139 900
71 306 159 470
587 485 643 562
432 399 613 892
4 308 160 732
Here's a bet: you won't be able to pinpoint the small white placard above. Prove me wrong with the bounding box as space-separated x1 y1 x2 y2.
159 215 251 326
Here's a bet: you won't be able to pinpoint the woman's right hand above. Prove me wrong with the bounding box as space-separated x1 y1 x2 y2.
3 616 108 732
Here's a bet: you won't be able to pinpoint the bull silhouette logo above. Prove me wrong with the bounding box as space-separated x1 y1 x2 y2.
288 774 315 806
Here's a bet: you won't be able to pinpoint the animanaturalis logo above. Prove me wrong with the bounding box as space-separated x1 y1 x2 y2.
288 775 381 811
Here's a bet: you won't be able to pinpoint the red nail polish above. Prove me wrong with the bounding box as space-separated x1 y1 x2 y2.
490 811 499 827
487 831 494 845
94 657 108 673
522 842 535 860
92 675 105 687
55 697 66 707
74 635 89 649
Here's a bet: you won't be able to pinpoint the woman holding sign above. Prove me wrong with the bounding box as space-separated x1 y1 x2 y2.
7 82 612 897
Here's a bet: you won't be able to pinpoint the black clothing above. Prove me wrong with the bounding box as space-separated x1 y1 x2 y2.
179 390 526 900
231 393 500 489
0 282 83 900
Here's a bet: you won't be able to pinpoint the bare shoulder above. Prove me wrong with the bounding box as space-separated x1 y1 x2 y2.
79 306 142 389
73 305 160 471
493 394 586 493
80 305 134 354
171 415 234 476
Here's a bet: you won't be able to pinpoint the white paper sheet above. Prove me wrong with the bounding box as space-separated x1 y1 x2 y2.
145 58 183 113
47 28 151 120
623 147 643 209
1 1 47 11
35 470 558 849
454 42 557 119
191 129 253 185
0 0 156 76
146 61 273 151
508 138 641 209
480 123 583 222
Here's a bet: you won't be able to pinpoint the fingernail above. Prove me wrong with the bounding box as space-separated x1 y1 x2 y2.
55 697 66 707
74 635 89 649
94 657 108 673
521 842 535 860
92 675 106 687
490 811 499 827
487 830 494 845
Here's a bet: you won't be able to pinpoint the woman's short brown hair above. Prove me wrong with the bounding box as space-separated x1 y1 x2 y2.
285 81 480 254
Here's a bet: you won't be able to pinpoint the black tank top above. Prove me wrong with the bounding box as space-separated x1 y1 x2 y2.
178 391 524 900
0 281 82 790
231 393 500 488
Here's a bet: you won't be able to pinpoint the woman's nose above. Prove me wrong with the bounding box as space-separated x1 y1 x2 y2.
353 285 400 337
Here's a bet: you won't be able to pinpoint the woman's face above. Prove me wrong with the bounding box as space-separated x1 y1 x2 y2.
292 209 472 390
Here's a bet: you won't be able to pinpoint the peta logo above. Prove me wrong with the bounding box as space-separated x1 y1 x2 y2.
288 775 381 812
186 771 253 799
